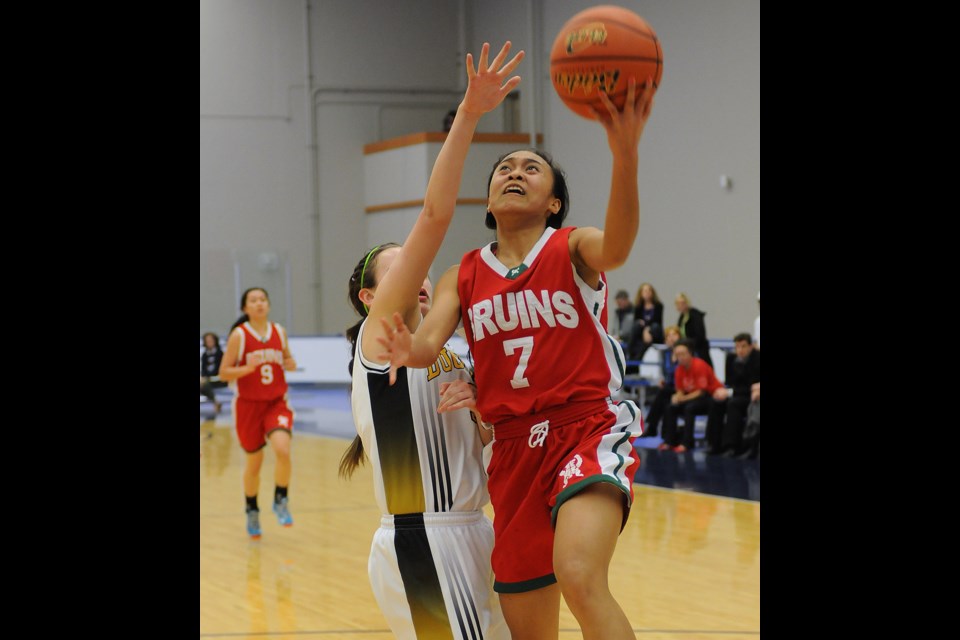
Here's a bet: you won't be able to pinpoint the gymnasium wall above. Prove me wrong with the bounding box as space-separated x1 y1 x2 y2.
200 0 760 340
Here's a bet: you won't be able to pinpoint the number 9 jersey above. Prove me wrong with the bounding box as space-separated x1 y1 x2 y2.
230 321 290 401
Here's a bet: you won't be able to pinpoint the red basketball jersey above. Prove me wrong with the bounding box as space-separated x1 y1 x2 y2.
230 321 289 401
457 227 625 425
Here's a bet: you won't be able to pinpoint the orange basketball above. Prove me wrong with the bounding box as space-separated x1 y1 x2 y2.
550 5 663 120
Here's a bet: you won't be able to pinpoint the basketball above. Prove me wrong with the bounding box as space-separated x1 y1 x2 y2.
550 5 663 120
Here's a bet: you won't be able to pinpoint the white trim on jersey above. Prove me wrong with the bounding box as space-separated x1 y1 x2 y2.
228 327 247 393
275 323 288 351
244 321 273 344
235 326 246 363
479 226 556 276
596 399 642 489
356 321 391 373
569 253 626 396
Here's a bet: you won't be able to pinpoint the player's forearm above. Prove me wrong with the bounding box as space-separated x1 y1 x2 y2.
405 336 446 369
602 151 640 266
218 364 256 382
422 107 481 222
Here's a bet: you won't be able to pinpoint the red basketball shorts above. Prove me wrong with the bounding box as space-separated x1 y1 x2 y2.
233 394 295 453
485 398 641 593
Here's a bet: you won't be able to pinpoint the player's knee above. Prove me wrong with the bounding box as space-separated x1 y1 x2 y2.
270 433 292 457
554 554 589 585
555 558 607 609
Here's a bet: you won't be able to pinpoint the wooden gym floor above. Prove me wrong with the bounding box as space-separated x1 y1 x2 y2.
200 386 760 639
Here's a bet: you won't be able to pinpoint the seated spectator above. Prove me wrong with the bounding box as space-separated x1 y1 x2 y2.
200 331 226 414
674 292 712 369
628 282 664 360
639 324 681 438
609 289 635 343
705 333 761 456
659 338 723 452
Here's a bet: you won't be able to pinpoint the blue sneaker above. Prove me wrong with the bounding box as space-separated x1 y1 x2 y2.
246 509 262 539
273 497 293 527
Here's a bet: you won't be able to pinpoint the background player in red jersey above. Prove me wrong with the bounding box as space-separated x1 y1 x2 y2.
219 287 297 539
378 76 655 639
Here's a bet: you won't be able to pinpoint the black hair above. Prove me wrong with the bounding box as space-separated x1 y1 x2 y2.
345 243 401 356
443 109 457 132
734 332 753 345
341 243 401 480
230 287 269 333
675 338 697 354
484 148 569 230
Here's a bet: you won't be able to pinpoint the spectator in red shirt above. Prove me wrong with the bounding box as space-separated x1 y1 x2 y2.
658 338 723 452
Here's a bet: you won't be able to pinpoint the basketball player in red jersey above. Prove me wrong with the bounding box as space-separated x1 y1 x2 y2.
377 78 655 639
219 287 297 539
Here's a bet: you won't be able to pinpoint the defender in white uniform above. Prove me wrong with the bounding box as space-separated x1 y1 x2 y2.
339 41 524 639
351 320 506 639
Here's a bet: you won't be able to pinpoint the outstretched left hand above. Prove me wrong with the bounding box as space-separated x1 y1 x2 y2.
459 41 525 119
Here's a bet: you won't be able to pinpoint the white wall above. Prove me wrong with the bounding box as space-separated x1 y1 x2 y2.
471 0 761 339
200 0 312 333
362 138 533 286
200 0 760 340
201 0 466 336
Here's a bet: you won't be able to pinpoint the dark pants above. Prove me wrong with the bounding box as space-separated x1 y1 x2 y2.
642 385 675 437
201 379 227 404
705 395 751 453
662 394 711 448
740 400 760 458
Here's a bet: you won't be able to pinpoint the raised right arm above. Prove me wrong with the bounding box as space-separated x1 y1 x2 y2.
360 41 523 363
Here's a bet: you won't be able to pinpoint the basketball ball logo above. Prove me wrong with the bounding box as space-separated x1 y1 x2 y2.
565 22 608 54
554 68 621 99
550 5 663 121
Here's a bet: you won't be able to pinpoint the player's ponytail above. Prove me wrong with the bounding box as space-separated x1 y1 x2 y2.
338 436 366 479
230 313 250 333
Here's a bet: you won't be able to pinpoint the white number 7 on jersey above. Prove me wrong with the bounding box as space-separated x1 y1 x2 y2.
503 337 533 389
